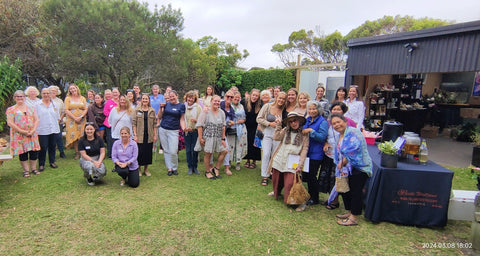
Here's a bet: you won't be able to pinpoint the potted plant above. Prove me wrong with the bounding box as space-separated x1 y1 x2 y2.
378 140 398 168
471 131 480 167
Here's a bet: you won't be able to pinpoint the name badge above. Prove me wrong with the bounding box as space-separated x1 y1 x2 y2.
118 149 123 153
85 146 91 150
137 111 143 116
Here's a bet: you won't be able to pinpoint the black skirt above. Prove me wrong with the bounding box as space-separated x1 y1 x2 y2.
244 126 261 160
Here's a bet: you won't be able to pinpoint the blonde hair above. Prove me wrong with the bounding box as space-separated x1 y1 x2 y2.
296 92 311 108
116 95 133 115
67 84 81 97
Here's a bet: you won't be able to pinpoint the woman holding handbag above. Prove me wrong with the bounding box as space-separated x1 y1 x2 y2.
242 89 262 169
108 95 133 144
266 112 309 211
330 113 372 226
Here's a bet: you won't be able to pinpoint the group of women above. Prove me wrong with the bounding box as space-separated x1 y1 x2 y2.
6 83 372 226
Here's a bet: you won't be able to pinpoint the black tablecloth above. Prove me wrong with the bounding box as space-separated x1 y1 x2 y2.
364 145 454 227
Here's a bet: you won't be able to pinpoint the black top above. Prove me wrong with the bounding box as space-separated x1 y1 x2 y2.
243 100 261 130
78 136 105 157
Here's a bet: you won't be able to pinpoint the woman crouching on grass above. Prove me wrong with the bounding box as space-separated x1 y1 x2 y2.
112 126 139 187
267 112 309 212
78 122 106 186
194 95 228 179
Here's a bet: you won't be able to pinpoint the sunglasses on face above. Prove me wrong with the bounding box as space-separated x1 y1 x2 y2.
226 95 233 99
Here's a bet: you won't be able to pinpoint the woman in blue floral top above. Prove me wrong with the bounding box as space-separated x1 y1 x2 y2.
331 113 372 226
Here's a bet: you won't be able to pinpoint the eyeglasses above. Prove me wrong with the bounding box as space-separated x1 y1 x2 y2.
85 122 95 125
226 95 233 99
15 96 25 98
289 119 299 123
126 89 134 92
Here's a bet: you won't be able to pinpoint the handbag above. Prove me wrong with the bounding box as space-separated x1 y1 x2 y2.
286 173 310 205
253 135 262 148
226 127 237 136
255 129 264 140
335 176 350 193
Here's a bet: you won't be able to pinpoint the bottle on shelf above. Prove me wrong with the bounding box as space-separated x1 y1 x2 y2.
419 139 428 164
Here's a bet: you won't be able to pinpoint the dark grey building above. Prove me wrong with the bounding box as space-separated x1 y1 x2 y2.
345 20 480 132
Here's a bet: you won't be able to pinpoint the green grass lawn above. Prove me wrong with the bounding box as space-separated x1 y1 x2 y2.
0 150 477 255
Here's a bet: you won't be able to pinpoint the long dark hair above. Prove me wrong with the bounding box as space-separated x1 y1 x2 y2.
83 122 98 140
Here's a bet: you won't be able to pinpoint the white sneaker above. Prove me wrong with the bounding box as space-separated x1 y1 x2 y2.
120 179 125 186
86 177 95 186
159 149 164 154
295 204 306 212
236 163 241 171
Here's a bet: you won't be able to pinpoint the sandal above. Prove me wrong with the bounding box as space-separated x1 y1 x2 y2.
244 162 251 168
261 178 268 186
213 167 221 178
31 169 41 175
336 217 358 226
23 171 30 178
326 203 339 210
336 213 351 219
205 170 216 180
250 162 256 169
225 168 233 176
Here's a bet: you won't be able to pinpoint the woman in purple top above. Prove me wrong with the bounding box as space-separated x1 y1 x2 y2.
112 126 139 187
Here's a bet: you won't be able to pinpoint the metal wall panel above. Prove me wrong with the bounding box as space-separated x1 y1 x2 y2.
346 26 480 85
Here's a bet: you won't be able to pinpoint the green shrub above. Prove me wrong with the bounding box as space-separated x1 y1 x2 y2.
0 56 26 132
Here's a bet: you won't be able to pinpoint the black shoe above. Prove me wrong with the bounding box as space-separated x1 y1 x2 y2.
167 171 173 176
50 163 58 169
60 152 66 159
306 199 319 206
172 170 178 175
39 166 45 172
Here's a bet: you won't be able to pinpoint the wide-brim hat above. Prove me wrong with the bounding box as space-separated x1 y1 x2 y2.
283 111 306 126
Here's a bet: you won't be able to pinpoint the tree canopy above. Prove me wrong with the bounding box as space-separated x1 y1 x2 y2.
0 0 248 94
271 15 453 68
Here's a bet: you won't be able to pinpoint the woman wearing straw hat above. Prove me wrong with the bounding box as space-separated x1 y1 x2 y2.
267 111 309 211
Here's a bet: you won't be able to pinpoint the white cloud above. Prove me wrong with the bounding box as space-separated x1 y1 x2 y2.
145 0 480 69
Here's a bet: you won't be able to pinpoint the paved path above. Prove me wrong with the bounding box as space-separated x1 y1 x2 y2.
426 136 472 168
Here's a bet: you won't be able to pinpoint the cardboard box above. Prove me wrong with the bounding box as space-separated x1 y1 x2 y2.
470 96 480 106
448 190 478 221
421 125 439 138
460 108 480 119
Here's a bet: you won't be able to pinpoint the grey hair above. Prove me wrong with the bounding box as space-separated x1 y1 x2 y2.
260 89 272 98
306 100 324 116
24 86 39 96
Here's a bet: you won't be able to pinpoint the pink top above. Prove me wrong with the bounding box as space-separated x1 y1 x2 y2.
103 99 118 127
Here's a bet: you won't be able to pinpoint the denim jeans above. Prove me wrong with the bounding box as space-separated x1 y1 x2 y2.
184 131 198 169
261 126 279 178
159 127 179 170
55 124 64 154
38 133 56 167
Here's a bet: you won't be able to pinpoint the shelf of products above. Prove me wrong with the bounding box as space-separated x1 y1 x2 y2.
366 84 400 131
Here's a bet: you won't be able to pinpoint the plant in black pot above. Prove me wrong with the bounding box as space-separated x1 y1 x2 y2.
471 131 480 167
378 140 399 168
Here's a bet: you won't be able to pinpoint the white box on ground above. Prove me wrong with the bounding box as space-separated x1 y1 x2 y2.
448 190 478 221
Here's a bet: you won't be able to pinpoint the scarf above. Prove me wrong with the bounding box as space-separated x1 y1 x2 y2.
285 126 303 146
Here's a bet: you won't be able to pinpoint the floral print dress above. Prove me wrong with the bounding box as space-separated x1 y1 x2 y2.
6 105 40 155
65 96 87 148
